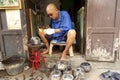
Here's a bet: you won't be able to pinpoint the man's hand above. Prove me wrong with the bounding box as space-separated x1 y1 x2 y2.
44 28 55 35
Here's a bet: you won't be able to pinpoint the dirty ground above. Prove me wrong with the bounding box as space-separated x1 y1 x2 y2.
0 51 120 80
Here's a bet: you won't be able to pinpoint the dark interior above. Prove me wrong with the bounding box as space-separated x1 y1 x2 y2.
26 0 86 53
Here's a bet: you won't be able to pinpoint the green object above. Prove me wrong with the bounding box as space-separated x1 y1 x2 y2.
76 7 84 54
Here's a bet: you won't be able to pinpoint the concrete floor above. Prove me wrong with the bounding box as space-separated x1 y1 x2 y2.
0 52 120 80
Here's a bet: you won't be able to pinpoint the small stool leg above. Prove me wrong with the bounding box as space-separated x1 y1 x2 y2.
49 44 53 56
69 46 74 56
31 61 34 75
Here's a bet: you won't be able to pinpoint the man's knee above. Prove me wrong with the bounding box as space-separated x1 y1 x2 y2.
67 29 76 37
38 28 45 35
38 28 43 33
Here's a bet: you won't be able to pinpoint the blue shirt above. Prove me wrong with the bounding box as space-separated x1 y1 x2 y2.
50 10 74 41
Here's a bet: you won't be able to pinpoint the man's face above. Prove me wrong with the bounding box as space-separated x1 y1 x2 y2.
46 9 58 20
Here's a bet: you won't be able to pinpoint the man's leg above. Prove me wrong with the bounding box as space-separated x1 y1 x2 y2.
38 29 49 54
61 29 76 60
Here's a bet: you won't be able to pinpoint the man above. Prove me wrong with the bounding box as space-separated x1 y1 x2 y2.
38 3 76 60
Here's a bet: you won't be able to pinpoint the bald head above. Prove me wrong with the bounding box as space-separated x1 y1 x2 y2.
46 3 57 12
46 3 58 20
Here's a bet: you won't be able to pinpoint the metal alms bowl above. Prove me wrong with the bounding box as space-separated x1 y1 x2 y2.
56 60 70 71
2 54 25 76
61 74 74 80
50 70 62 80
80 62 91 72
73 67 84 77
30 36 41 45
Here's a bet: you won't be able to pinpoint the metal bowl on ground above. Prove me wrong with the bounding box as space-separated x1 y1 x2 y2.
80 62 91 72
63 66 72 74
2 54 25 76
49 70 62 80
56 60 71 71
73 67 84 77
61 74 74 80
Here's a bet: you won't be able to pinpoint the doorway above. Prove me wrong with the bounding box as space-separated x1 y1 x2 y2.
60 0 85 22
27 0 87 53
60 0 86 53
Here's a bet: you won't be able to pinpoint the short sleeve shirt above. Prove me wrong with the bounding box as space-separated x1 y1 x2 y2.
50 10 74 41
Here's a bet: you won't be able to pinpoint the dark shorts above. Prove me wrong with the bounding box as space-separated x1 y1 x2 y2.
45 34 53 42
45 33 67 42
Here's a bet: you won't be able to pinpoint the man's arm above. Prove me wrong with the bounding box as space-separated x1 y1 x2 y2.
54 29 61 33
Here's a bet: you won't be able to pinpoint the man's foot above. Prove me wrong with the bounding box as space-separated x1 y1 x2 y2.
41 49 49 55
60 53 67 60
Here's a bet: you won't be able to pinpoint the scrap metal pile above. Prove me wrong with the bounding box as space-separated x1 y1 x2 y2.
48 60 91 80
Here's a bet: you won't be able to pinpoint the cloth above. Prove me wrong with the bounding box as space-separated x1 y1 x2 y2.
44 28 55 35
99 70 120 80
50 10 74 41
